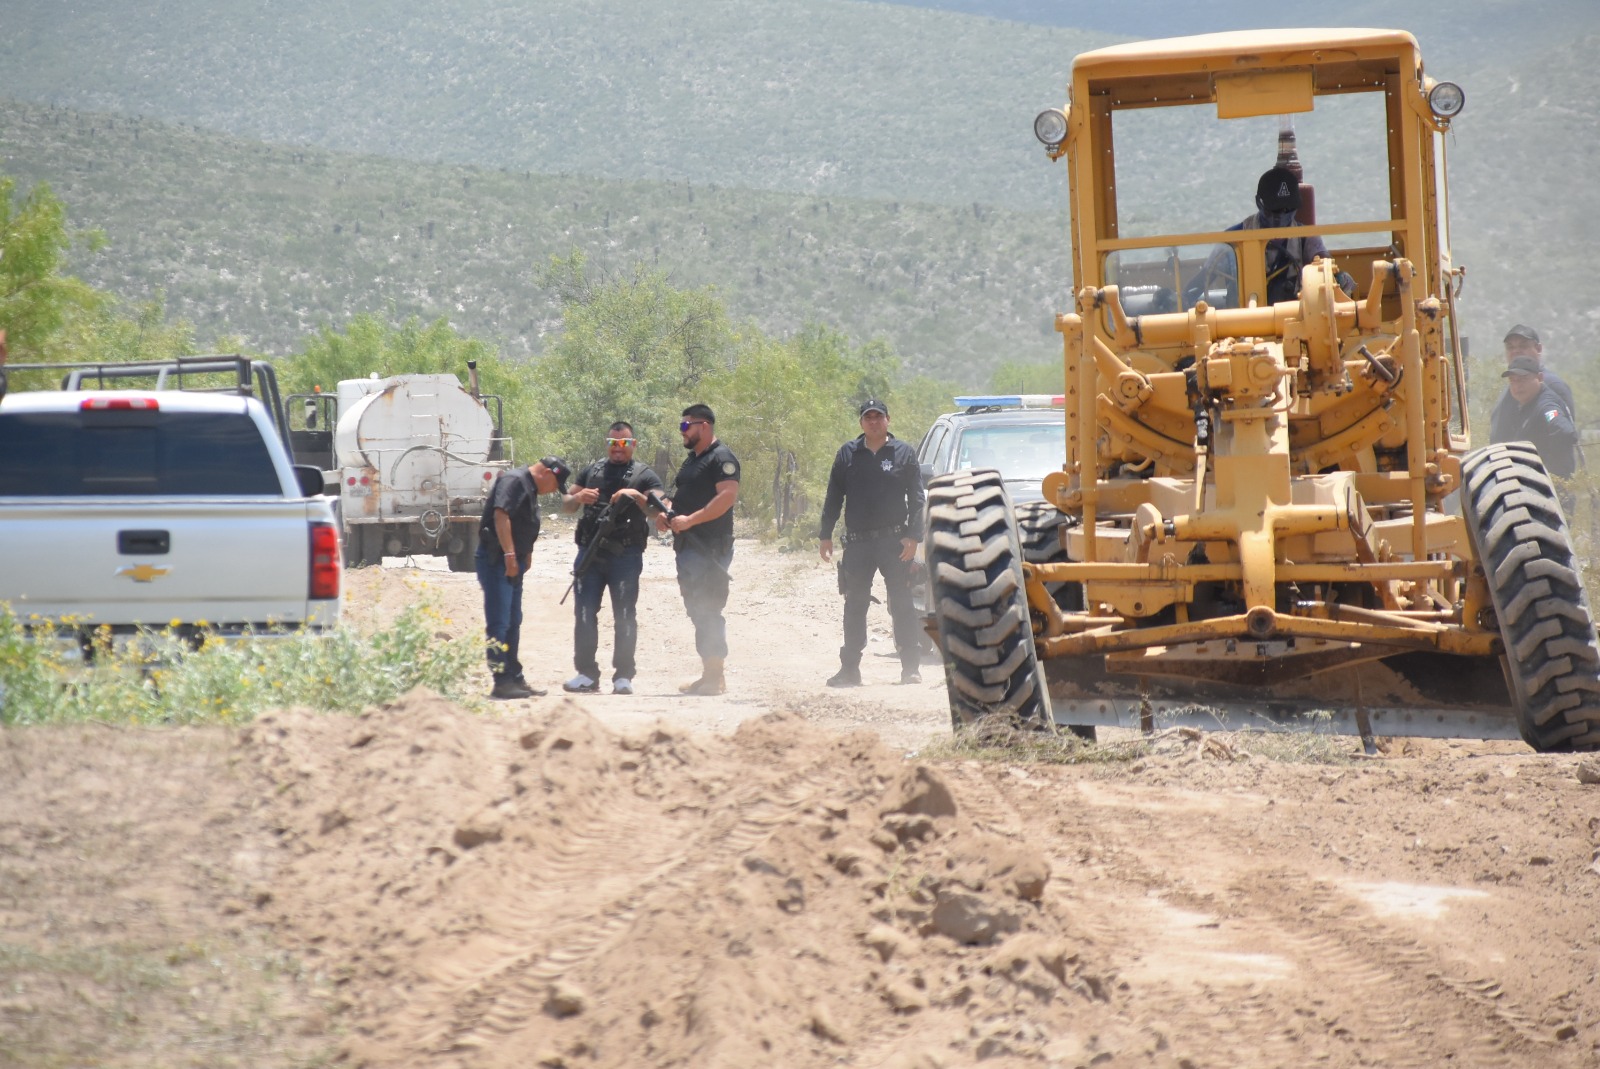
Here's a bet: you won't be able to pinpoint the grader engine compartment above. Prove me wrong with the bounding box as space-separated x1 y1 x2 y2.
923 29 1600 752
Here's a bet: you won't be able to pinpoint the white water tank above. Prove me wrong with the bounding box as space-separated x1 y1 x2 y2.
333 374 496 471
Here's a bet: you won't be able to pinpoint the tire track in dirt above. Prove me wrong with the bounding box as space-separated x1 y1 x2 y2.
1046 774 1560 1067
414 751 840 1053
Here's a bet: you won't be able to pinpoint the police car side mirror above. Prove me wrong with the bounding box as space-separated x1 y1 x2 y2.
919 462 935 484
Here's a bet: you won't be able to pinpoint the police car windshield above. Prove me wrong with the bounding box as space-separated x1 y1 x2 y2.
954 425 1063 481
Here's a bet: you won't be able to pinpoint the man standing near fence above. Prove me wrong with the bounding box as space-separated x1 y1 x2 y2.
818 398 925 687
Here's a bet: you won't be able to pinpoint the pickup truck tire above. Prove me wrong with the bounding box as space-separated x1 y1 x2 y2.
1461 443 1600 751
924 469 1054 732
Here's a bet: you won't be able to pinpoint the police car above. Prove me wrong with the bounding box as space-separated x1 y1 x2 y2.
915 394 1066 502
910 394 1079 627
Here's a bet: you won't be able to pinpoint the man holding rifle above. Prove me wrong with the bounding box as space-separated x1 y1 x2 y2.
560 421 664 695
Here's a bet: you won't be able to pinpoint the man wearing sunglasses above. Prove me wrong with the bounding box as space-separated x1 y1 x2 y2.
653 403 740 695
559 421 664 696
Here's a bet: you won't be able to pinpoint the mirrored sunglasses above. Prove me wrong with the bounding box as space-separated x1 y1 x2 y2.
606 437 636 447
679 420 707 432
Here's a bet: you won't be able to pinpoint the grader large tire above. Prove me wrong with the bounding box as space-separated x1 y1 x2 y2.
1461 443 1600 751
1016 500 1084 613
924 469 1054 732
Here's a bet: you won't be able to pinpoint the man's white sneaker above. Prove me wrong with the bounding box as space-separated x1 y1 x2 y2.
563 674 599 693
612 678 634 695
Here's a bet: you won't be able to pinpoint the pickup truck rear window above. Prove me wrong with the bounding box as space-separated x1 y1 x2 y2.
0 411 283 496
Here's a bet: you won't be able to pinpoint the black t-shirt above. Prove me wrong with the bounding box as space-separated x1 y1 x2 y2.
479 467 542 559
573 459 665 550
673 439 741 544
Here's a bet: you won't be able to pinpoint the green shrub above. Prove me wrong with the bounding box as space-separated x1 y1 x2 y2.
0 601 480 726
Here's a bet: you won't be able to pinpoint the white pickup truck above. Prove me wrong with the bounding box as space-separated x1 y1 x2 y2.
0 390 341 640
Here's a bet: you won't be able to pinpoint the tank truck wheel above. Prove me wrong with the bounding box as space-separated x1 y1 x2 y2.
446 525 479 572
342 525 380 569
1461 443 1600 751
924 470 1054 733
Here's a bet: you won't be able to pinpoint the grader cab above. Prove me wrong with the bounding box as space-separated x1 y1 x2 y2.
924 29 1600 752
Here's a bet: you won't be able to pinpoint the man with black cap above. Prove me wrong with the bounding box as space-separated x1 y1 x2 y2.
655 403 740 696
1491 355 1579 479
818 398 926 687
476 456 570 700
1187 166 1355 306
1489 324 1576 446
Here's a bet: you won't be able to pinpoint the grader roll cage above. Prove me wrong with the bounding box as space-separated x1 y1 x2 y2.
923 29 1600 752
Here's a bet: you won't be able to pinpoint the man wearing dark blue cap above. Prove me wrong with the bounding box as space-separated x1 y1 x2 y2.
818 398 926 687
476 456 570 700
1489 324 1576 447
1491 355 1578 479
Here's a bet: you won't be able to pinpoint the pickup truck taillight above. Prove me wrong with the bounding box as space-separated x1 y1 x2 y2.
310 521 341 599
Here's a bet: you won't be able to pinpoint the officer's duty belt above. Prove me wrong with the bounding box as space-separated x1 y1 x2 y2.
842 524 907 544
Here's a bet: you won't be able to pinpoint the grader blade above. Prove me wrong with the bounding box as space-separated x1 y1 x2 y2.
1043 651 1522 741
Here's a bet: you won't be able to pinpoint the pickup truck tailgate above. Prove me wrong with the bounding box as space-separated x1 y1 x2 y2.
0 499 324 627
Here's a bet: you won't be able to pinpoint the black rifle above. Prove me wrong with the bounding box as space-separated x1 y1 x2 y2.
642 490 734 580
560 497 632 605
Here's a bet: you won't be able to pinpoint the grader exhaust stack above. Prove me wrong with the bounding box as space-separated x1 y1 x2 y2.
925 29 1600 751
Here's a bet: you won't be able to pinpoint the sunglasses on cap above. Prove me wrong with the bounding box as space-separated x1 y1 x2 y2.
679 420 708 432
606 436 636 447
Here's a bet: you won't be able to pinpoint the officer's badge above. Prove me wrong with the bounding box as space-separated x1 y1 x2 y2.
722 461 736 475
881 459 893 472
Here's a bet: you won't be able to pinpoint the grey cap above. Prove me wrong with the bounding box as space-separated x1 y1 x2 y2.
1504 324 1540 344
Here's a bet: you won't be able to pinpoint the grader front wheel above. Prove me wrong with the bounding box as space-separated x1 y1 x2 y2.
1461 443 1600 751
924 470 1054 732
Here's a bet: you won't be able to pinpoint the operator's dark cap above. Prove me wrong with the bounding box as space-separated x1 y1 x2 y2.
539 456 571 492
859 398 889 417
1502 356 1542 377
1504 323 1541 344
1256 166 1301 212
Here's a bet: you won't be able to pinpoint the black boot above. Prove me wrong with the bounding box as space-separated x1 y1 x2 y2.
827 656 862 688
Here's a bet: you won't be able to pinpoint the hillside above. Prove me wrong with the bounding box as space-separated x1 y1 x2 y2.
1 0 1596 386
0 0 1107 211
0 101 1070 382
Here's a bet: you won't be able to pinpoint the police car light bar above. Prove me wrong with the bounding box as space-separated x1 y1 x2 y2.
954 394 1065 409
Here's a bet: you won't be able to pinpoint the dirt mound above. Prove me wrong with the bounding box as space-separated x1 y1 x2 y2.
242 689 1123 1067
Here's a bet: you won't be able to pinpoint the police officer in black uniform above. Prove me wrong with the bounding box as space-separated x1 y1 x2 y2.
655 403 740 695
818 398 926 687
476 456 569 700
1492 355 1580 479
559 420 665 696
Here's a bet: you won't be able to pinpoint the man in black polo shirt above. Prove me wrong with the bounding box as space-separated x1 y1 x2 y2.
559 420 665 696
476 455 569 700
654 403 740 695
818 398 926 687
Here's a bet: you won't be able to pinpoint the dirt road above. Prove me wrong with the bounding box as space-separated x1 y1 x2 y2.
4 536 1600 1068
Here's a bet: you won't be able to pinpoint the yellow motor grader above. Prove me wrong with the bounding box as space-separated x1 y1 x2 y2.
923 28 1600 752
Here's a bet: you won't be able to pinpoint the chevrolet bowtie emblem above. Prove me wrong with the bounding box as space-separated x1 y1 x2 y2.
116 563 171 583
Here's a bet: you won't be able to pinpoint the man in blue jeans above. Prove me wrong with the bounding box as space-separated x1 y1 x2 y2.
559 421 665 696
476 456 570 700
